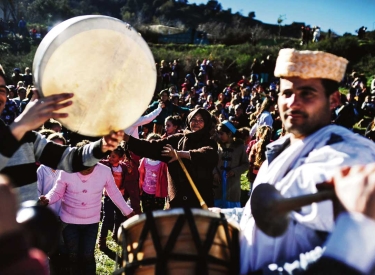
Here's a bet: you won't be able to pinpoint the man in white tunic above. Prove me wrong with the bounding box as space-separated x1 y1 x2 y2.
239 49 375 274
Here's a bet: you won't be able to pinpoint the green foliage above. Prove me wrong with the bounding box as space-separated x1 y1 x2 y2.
1 1 375 84
240 171 250 191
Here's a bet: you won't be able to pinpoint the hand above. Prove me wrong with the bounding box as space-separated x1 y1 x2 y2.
10 89 74 140
0 175 20 236
38 195 49 206
208 207 221 213
158 101 165 109
332 164 375 220
101 130 125 153
213 173 221 186
226 171 235 178
161 144 177 163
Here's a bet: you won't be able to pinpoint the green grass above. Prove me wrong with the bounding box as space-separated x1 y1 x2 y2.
95 224 122 275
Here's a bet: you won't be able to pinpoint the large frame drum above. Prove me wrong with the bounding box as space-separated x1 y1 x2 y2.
116 208 240 275
33 15 156 136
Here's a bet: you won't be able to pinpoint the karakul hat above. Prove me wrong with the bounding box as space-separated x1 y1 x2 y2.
274 48 348 82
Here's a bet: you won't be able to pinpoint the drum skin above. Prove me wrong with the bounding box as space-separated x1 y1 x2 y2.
117 208 240 275
33 15 156 136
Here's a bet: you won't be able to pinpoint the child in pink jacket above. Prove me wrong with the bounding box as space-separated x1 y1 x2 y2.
138 134 168 212
39 161 134 275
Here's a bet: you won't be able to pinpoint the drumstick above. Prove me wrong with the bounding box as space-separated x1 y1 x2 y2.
173 150 208 210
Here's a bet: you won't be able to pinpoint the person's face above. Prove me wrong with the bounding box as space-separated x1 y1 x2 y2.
165 120 178 135
278 77 338 140
109 151 122 166
18 90 26 99
142 126 149 133
235 107 243 116
189 113 205 132
79 165 96 175
8 90 15 98
172 97 179 105
217 129 231 144
0 76 7 114
161 92 169 102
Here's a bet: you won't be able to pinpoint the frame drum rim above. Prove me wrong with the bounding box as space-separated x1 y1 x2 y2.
121 208 241 230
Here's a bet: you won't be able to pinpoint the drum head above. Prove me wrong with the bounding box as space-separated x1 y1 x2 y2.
33 15 156 136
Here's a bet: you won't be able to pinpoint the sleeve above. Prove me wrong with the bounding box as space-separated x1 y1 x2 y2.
128 134 181 163
189 139 219 167
146 101 158 113
136 106 162 126
38 135 106 172
175 105 191 113
263 115 274 127
323 212 375 274
230 145 249 177
36 167 43 197
45 172 67 205
0 120 21 170
104 170 133 216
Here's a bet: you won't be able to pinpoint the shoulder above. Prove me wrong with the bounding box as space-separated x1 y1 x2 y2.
96 163 110 171
307 126 375 164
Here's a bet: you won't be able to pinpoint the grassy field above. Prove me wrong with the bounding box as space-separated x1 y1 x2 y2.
95 224 122 275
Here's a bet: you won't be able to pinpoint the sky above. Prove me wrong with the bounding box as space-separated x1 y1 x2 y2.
189 0 375 35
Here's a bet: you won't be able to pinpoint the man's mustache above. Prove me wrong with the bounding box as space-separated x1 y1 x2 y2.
285 110 308 117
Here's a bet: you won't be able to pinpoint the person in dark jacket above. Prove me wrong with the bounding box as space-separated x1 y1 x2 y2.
123 108 218 208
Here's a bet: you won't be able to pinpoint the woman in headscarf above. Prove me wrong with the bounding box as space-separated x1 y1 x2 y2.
123 108 218 208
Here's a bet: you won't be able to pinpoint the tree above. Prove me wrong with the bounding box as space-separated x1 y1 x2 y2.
277 14 286 38
206 0 221 11
248 11 255 19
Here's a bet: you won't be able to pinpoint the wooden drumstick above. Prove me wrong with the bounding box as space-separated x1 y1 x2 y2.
173 150 208 210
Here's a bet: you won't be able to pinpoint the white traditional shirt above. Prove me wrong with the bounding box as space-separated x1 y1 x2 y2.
239 124 375 274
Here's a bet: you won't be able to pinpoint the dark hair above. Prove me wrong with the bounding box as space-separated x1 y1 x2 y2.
160 89 170 97
165 115 182 128
44 118 62 130
321 79 339 97
217 123 243 146
146 133 161 141
17 87 26 93
113 145 125 157
237 127 251 141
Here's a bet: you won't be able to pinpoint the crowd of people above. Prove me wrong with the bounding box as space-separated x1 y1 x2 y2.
1 47 375 275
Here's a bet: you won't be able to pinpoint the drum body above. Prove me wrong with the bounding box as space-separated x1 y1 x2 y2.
33 15 156 136
117 208 240 275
